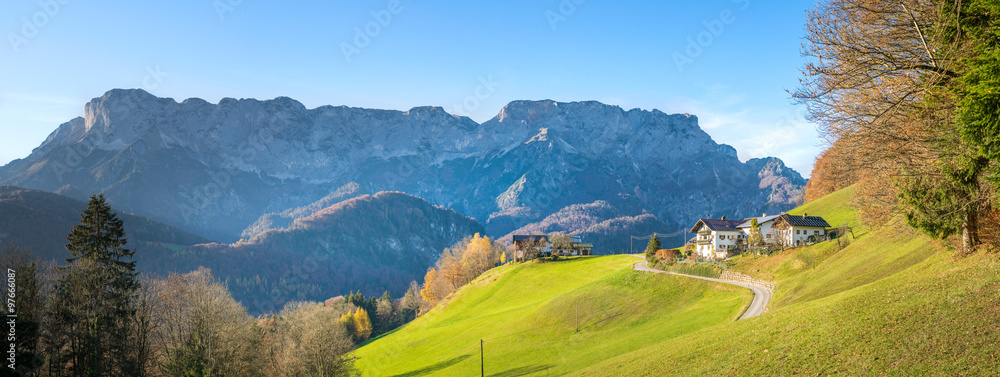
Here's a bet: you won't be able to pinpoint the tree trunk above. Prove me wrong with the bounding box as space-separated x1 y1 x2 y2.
962 210 979 255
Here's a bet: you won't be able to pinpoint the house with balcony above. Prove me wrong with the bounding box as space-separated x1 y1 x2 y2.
770 213 831 246
689 217 746 259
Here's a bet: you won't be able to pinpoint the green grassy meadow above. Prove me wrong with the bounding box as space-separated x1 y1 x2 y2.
353 255 751 376
356 186 1000 375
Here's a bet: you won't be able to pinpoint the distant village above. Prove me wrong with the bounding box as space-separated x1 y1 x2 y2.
512 213 834 261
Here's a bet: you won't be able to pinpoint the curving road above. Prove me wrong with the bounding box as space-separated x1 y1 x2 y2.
632 260 771 320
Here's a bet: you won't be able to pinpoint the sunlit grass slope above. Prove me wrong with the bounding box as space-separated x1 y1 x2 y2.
787 184 861 231
573 186 1000 375
353 255 751 376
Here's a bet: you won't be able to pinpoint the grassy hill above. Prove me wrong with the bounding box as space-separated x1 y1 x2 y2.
572 186 1000 375
353 255 751 376
355 186 1000 375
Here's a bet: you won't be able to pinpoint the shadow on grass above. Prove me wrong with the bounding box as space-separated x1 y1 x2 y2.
358 325 405 347
389 354 471 377
488 364 556 377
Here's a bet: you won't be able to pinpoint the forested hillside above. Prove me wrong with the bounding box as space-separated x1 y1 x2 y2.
147 192 485 314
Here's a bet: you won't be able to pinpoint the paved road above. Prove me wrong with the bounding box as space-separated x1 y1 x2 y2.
632 260 771 320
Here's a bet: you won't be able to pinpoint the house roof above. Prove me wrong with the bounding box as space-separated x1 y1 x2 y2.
775 214 831 228
690 219 745 233
512 235 548 242
737 214 781 228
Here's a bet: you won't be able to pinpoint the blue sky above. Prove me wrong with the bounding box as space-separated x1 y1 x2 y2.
0 0 822 176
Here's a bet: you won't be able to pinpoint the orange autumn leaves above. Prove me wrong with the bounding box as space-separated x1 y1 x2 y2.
420 233 506 305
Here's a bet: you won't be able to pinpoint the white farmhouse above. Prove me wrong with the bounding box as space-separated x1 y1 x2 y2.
689 217 745 259
737 213 779 243
771 213 831 246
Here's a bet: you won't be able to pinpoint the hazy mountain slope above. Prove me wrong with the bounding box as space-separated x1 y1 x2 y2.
239 182 369 240
0 185 211 263
147 191 485 314
0 89 806 245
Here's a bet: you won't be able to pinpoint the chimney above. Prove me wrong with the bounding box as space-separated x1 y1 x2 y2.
762 213 767 217
721 216 727 220
803 213 808 219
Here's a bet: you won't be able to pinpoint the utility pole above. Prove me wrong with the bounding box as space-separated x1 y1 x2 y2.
480 339 484 377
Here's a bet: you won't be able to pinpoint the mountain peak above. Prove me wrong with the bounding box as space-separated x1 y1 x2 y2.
1 89 806 243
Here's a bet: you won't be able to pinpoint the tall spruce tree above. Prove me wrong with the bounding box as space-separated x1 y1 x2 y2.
645 234 661 262
50 193 142 376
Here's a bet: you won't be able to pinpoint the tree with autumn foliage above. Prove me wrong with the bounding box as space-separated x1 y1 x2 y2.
418 234 507 307
340 308 373 343
796 0 1000 254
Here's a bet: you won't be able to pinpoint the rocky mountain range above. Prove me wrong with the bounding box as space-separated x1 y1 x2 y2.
0 89 806 249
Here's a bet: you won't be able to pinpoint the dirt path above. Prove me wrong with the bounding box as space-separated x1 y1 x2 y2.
632 259 771 320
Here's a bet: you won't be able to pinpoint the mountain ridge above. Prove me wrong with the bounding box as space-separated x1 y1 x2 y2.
0 89 806 247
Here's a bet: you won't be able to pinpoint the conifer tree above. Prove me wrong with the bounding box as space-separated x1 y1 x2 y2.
353 308 372 341
645 234 661 262
748 218 764 248
50 193 143 376
374 291 395 335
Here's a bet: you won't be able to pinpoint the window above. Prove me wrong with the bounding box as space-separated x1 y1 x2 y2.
814 230 820 235
766 234 772 239
796 229 801 234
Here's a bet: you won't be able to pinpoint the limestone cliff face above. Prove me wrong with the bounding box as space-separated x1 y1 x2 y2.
0 89 805 244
